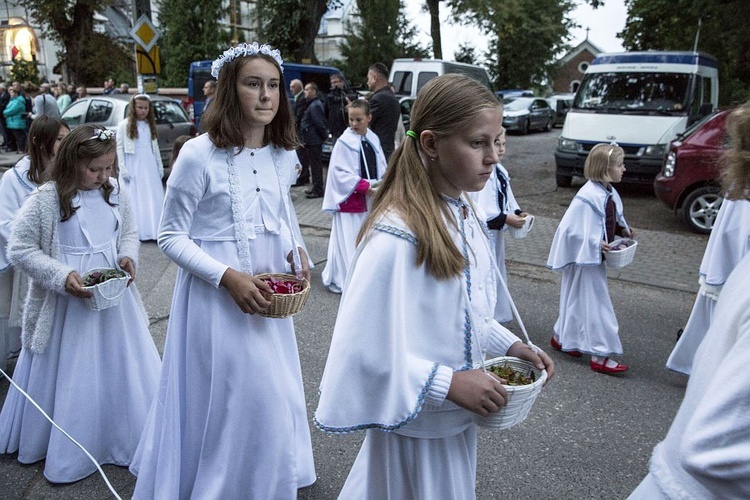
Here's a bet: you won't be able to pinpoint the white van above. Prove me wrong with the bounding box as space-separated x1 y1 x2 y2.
554 51 719 186
389 58 493 97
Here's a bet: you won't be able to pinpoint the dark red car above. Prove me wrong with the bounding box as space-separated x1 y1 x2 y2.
654 108 732 234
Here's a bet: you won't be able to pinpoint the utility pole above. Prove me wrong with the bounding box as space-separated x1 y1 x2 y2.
130 0 161 93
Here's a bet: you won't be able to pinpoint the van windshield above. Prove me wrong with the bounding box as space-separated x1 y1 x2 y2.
574 72 691 115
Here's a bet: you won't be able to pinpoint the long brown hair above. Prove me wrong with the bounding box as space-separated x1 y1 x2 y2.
720 103 750 200
126 94 157 140
358 74 502 279
48 125 117 221
201 51 298 150
27 116 69 185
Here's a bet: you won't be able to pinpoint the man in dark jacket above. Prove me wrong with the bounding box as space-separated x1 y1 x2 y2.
300 83 327 198
325 72 354 140
367 62 400 160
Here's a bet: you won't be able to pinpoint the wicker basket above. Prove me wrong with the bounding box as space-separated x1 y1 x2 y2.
256 273 311 318
507 215 535 239
82 268 130 311
606 238 638 268
472 356 547 431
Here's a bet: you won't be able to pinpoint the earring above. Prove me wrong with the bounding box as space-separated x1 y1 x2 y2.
430 157 437 162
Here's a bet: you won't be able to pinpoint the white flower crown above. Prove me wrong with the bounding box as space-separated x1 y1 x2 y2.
211 42 284 79
90 128 115 141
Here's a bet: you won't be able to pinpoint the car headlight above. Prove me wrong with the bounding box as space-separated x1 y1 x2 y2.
558 138 578 152
663 152 676 177
644 144 667 157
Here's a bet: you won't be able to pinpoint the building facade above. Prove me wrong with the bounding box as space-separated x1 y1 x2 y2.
552 39 602 94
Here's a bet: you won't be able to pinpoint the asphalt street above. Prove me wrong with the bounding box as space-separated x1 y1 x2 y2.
0 146 706 499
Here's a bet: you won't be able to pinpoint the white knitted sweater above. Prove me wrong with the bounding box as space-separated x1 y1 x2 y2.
7 180 140 354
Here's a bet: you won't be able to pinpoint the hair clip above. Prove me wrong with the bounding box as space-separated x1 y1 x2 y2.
90 128 114 141
405 130 418 139
211 42 284 79
606 141 619 168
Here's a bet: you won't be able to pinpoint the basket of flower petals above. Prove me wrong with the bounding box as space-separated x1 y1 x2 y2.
82 268 130 311
605 238 638 269
472 356 547 431
256 273 311 318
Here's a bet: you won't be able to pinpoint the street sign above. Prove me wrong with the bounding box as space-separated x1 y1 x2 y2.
136 46 161 74
130 15 160 52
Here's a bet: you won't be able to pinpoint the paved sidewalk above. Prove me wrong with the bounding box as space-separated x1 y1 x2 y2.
290 185 707 294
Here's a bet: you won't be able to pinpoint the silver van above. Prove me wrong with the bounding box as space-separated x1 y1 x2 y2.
389 59 493 97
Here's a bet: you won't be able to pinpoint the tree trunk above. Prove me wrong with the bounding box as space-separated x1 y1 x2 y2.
426 0 442 59
295 0 329 64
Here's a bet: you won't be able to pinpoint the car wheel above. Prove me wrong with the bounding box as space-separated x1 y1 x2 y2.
682 186 723 234
556 173 573 187
520 118 529 135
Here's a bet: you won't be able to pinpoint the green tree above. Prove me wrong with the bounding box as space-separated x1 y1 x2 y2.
339 0 429 87
18 0 133 85
620 0 750 105
256 0 336 64
9 58 40 85
454 43 477 65
157 0 231 87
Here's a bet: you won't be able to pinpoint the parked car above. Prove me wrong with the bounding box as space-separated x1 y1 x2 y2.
501 97 555 134
653 108 732 234
60 94 198 178
546 93 575 127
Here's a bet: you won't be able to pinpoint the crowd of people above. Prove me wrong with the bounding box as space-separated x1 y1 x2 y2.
0 40 748 498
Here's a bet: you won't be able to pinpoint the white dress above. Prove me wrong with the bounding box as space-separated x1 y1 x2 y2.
131 137 316 498
472 163 522 323
315 198 522 499
321 128 386 293
666 198 750 375
0 189 161 483
629 252 750 499
123 121 164 240
547 181 631 356
0 158 34 369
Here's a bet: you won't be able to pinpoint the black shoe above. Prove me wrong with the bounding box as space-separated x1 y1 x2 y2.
306 192 323 199
304 189 313 194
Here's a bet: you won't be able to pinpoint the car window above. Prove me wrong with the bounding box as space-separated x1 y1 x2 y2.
534 99 549 109
61 100 88 126
153 100 189 125
86 99 114 123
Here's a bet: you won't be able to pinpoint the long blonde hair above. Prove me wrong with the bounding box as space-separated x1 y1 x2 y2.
358 74 502 279
720 103 750 200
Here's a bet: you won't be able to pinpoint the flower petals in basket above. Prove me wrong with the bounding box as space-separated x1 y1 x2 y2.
472 356 547 431
82 268 130 311
606 238 637 268
257 273 311 318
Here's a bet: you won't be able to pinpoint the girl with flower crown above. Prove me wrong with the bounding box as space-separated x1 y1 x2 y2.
547 143 636 374
0 125 160 483
116 93 164 240
130 42 316 498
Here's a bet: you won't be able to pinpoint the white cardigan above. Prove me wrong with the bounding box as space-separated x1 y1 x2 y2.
7 181 140 354
115 119 164 179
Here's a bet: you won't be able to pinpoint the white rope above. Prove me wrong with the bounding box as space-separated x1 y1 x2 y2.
0 366 122 499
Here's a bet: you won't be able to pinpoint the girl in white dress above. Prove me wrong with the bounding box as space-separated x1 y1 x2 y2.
629 102 750 500
665 197 750 375
0 125 160 483
472 127 530 322
116 94 164 240
0 116 69 371
547 143 636 374
321 99 387 293
130 42 316 498
315 74 554 499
